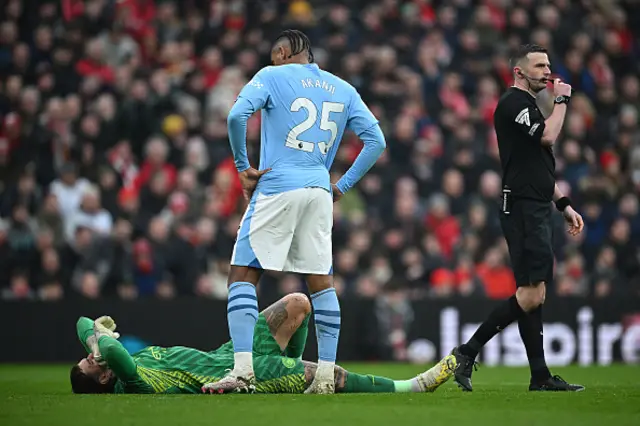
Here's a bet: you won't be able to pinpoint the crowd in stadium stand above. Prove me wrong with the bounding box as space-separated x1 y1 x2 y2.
0 0 639 302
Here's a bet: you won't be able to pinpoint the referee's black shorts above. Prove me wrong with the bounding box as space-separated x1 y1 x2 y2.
499 198 554 287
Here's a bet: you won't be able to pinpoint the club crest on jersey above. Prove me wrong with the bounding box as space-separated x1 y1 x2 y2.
248 79 264 89
281 357 297 369
515 108 531 127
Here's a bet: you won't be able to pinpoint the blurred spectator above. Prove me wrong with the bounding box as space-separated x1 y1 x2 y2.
0 0 638 302
6 203 37 272
99 21 140 68
375 280 414 361
37 247 64 301
49 163 90 222
134 136 177 194
476 247 516 300
64 184 113 240
1 169 40 217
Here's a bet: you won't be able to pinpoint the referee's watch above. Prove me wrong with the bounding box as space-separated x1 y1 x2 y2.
554 95 570 105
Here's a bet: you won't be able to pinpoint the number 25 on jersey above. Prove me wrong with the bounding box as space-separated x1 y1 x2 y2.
285 97 345 154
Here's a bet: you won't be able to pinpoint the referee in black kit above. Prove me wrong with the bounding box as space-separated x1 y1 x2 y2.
450 45 585 392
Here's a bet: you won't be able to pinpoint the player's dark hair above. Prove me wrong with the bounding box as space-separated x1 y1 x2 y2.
70 365 116 394
510 44 548 68
274 29 314 63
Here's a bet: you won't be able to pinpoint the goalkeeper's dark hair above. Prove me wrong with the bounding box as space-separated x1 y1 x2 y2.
70 365 116 394
274 29 314 63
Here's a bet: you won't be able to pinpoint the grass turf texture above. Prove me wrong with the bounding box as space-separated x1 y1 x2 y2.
1 364 639 426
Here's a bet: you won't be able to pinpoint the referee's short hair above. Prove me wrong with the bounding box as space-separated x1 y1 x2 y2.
510 44 548 68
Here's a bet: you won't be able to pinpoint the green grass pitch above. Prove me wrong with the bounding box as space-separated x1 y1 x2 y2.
1 364 639 426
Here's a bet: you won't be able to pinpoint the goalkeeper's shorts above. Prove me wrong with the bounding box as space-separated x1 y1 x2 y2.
216 314 307 393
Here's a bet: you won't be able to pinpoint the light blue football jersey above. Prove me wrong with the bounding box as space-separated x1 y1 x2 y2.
231 63 380 196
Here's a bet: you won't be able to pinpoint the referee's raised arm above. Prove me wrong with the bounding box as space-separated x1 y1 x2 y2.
539 79 571 146
448 44 585 393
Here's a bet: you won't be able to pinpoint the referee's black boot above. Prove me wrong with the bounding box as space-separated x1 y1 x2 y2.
529 375 585 392
450 346 477 392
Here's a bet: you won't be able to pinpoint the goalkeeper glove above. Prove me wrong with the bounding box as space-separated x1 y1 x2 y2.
86 316 120 365
94 316 120 339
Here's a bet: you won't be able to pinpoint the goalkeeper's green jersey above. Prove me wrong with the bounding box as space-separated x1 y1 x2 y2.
76 315 308 394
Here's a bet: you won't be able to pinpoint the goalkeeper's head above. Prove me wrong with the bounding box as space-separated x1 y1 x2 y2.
70 354 116 393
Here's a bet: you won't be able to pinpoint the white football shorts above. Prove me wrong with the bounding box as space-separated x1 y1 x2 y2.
231 187 333 275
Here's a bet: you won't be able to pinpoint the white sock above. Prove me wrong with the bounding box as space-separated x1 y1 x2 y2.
409 377 423 392
234 352 254 376
393 379 421 393
316 360 335 381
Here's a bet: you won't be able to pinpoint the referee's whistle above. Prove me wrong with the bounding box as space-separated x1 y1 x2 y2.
548 78 575 93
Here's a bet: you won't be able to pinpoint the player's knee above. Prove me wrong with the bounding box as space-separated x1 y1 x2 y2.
516 282 545 312
306 274 333 294
283 292 311 316
227 266 261 287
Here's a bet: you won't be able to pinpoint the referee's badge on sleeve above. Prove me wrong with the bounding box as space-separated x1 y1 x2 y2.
529 123 540 136
515 108 530 126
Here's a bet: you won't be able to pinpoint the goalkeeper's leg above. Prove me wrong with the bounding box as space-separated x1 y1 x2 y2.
261 293 311 357
203 293 311 394
302 354 457 393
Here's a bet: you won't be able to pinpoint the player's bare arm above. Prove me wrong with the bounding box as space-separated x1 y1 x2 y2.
331 183 343 202
539 79 571 146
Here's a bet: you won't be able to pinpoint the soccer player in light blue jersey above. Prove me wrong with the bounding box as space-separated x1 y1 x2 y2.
202 30 386 395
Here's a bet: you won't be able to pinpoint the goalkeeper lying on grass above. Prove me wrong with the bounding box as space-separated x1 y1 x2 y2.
71 293 456 394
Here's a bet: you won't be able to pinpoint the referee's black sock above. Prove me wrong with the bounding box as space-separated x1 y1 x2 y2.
459 295 525 358
518 305 552 382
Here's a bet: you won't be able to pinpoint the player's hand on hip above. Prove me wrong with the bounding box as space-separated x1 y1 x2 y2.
563 206 584 236
331 183 343 202
553 79 572 97
239 167 271 200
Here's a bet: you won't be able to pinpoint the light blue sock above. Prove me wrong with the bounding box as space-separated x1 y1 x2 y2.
311 288 341 362
227 282 258 354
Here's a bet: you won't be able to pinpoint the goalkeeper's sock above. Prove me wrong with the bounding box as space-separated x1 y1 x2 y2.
343 373 396 393
227 282 259 374
311 288 340 367
284 314 309 359
393 378 424 393
341 373 426 393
